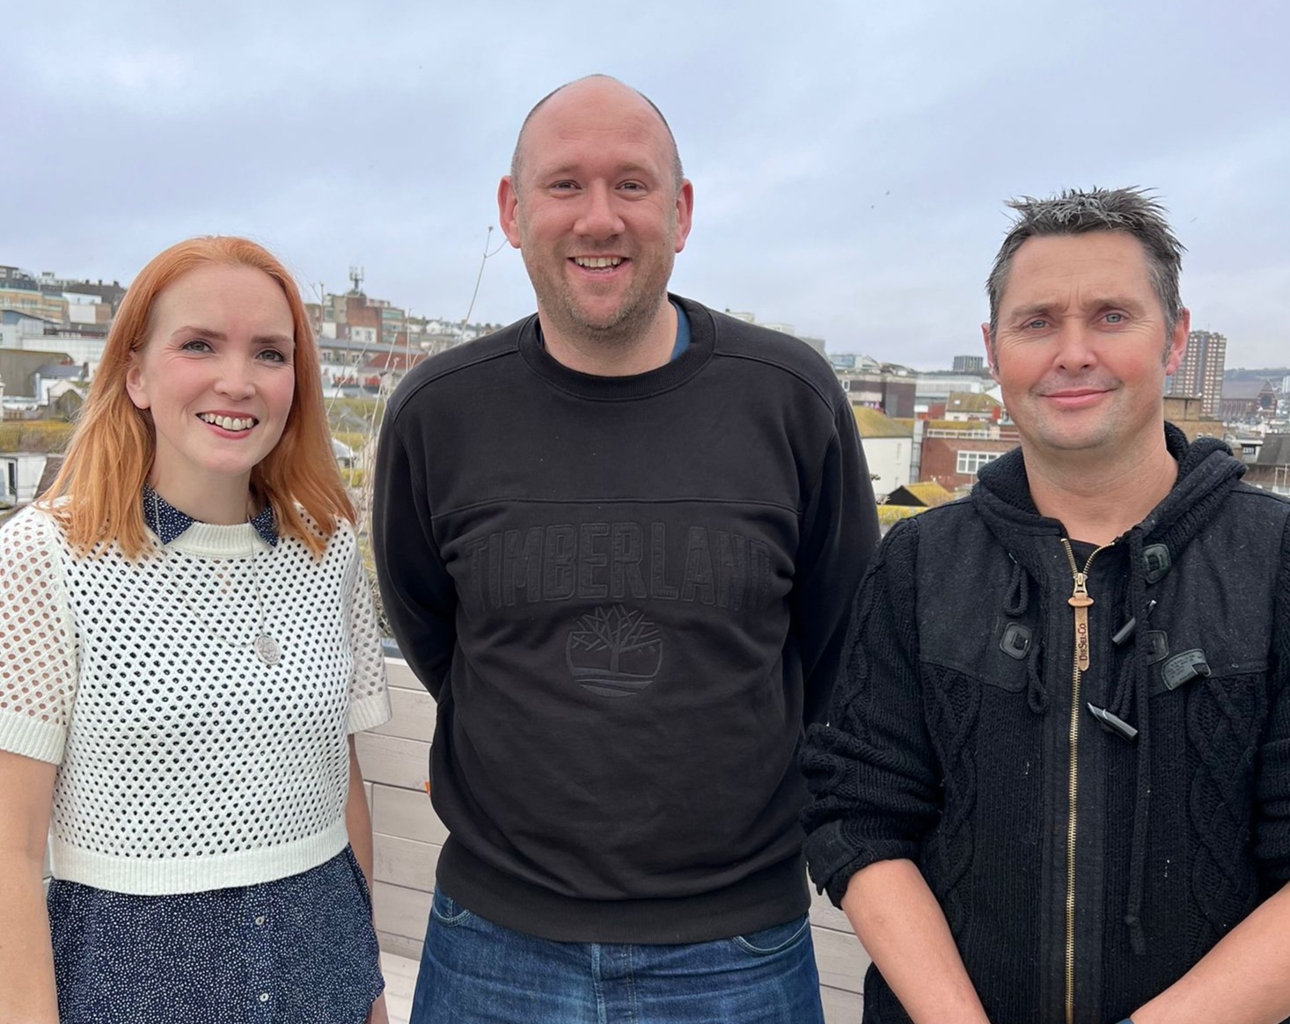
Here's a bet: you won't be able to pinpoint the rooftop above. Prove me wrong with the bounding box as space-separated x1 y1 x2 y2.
851 406 912 438
886 482 955 507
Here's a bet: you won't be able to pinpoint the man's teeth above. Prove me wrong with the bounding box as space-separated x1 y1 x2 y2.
199 413 255 431
575 256 623 269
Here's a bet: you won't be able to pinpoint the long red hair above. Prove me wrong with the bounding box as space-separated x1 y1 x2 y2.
44 236 354 557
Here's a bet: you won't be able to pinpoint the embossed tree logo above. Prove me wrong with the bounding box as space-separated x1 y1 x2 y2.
565 605 664 697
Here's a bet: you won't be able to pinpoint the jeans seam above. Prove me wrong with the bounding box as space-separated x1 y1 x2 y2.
591 943 607 1024
430 889 473 927
732 915 812 956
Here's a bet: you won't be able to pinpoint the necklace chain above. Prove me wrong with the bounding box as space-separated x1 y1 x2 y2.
149 489 282 666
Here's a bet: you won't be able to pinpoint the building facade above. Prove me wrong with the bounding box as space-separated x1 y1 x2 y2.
850 407 913 501
1168 329 1226 417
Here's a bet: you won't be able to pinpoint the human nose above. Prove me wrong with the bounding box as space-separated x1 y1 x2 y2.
574 182 624 238
1051 321 1098 373
214 353 256 398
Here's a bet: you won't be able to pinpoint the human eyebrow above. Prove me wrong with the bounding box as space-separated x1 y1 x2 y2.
1007 303 1053 324
537 164 580 183
254 333 295 349
1089 296 1146 314
170 327 294 349
537 163 659 185
171 325 226 341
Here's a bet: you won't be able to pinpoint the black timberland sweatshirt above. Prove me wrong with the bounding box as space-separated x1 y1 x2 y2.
374 295 878 943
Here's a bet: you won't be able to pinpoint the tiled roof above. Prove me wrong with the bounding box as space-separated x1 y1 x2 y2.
886 482 955 507
851 406 913 438
362 351 428 372
946 391 1001 413
1256 434 1290 466
1222 379 1275 400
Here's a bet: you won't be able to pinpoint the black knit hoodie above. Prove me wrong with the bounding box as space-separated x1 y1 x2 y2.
803 425 1290 1024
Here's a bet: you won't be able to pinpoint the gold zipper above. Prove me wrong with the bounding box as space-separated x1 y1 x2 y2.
1059 538 1110 1024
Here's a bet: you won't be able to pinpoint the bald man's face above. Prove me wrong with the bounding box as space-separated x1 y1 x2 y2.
498 80 693 346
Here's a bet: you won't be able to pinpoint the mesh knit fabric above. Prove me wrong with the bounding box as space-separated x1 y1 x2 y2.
0 506 390 895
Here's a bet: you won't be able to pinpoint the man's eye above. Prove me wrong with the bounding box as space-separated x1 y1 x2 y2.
1026 319 1048 330
1104 312 1125 323
551 180 578 191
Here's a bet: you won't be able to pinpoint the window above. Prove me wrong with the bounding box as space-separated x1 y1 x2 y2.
956 450 1001 475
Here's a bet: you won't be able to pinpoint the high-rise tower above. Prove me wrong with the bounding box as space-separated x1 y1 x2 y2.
1168 330 1226 418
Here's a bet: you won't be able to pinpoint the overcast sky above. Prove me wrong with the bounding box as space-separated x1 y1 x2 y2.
7 1 1287 368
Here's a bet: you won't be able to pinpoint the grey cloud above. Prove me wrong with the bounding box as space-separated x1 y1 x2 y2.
7 0 1287 364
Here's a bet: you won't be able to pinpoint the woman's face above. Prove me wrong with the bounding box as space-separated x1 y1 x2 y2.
126 263 296 502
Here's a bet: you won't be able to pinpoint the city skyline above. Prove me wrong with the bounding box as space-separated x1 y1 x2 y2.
6 255 1286 375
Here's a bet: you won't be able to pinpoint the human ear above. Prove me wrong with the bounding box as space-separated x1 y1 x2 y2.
497 176 522 249
1164 308 1190 374
124 355 151 410
673 179 694 254
980 322 998 379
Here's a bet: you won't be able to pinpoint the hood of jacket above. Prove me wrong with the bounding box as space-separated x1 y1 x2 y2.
970 422 1245 569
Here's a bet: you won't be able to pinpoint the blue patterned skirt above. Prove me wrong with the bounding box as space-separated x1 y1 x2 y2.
48 845 384 1024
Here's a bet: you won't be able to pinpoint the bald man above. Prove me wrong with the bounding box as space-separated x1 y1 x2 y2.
374 75 879 1023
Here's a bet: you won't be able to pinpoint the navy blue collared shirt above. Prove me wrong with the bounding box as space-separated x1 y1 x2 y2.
143 486 279 547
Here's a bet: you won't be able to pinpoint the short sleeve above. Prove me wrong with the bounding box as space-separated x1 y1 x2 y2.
0 508 79 763
344 544 391 735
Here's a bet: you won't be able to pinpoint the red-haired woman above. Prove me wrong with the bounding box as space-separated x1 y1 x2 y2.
0 237 391 1024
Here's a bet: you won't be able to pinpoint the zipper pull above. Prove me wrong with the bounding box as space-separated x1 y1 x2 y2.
1068 571 1093 672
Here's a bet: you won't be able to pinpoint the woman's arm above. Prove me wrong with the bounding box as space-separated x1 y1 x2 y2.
0 749 59 1024
345 737 388 1024
346 737 376 892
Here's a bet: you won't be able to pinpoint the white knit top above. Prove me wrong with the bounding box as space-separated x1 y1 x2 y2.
0 505 390 895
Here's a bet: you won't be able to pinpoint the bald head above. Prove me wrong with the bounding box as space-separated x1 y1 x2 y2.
509 75 684 191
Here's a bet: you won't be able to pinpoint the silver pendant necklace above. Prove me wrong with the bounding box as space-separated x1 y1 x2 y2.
150 489 282 666
253 632 282 666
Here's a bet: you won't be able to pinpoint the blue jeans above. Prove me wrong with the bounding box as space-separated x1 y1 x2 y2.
410 887 826 1024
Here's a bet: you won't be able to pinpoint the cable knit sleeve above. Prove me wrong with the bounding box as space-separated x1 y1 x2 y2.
800 517 941 907
0 508 79 764
1255 514 1290 888
343 536 392 735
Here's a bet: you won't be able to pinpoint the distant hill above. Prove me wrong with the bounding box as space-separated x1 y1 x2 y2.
1225 367 1289 381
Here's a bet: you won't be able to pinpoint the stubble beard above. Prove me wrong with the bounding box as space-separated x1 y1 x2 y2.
1019 379 1125 455
520 202 678 351
526 254 674 352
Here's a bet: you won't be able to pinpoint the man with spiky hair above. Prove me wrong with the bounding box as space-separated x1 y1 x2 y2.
374 75 878 1023
802 187 1290 1023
